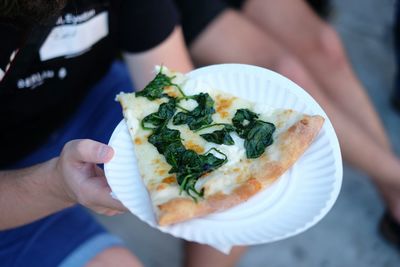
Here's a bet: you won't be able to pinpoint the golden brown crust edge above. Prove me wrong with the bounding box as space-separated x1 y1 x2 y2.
158 178 263 226
157 115 325 226
254 114 325 184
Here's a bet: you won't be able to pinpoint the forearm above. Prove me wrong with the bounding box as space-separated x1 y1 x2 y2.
123 26 193 90
0 158 72 230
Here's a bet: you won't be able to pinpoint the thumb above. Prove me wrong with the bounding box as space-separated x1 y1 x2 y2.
63 139 114 164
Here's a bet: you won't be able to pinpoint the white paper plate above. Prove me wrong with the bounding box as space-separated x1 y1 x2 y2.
105 64 342 252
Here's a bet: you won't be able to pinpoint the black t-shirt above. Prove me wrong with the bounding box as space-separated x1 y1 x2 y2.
0 0 179 167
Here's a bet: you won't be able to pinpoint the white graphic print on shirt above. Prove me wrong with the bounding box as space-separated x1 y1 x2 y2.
39 10 109 61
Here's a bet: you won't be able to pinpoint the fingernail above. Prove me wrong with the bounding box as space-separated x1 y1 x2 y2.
99 145 113 160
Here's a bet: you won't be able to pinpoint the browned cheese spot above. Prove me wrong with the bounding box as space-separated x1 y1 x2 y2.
153 158 170 171
156 183 167 191
283 109 294 115
300 118 309 126
157 169 167 176
185 140 205 153
153 159 169 174
165 86 179 98
216 95 235 118
134 137 142 145
162 176 177 184
155 99 164 105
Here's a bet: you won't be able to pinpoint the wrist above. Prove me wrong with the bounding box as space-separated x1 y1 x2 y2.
46 157 76 208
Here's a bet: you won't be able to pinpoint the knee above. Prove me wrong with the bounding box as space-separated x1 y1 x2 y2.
309 24 347 68
273 55 310 86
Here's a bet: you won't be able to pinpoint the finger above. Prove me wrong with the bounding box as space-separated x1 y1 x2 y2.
93 208 126 216
64 139 114 164
79 176 128 212
93 165 105 177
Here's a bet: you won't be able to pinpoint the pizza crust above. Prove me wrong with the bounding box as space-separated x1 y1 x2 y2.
157 115 324 225
117 66 325 226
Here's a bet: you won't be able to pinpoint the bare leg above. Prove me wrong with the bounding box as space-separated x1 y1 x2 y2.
242 0 400 222
190 9 400 220
184 242 246 267
275 58 400 187
190 10 281 67
242 0 391 151
85 247 143 267
191 10 400 184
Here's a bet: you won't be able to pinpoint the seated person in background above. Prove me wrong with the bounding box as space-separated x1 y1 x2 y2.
0 1 245 266
175 0 400 252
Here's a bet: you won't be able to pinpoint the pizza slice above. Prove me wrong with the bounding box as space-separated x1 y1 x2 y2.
117 66 324 226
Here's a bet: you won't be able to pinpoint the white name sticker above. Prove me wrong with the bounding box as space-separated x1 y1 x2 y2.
39 11 108 61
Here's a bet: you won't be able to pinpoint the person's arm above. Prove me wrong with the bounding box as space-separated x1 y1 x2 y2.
123 26 193 89
0 26 193 230
0 139 127 230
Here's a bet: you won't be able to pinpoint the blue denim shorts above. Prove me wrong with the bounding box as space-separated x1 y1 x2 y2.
0 61 134 267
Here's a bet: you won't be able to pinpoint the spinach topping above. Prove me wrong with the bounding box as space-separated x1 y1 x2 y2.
174 148 227 200
139 79 226 199
136 70 276 200
232 109 276 158
148 127 182 154
232 109 260 138
200 125 235 145
136 67 185 100
244 120 275 158
173 93 215 130
147 125 227 200
141 99 177 130
135 71 172 100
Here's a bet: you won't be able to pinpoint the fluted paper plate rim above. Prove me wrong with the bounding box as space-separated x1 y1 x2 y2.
105 64 342 248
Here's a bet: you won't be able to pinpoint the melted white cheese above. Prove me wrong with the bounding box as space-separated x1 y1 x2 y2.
179 98 198 111
118 68 304 206
125 115 139 135
204 134 245 170
197 172 241 195
254 102 274 116
151 186 180 208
